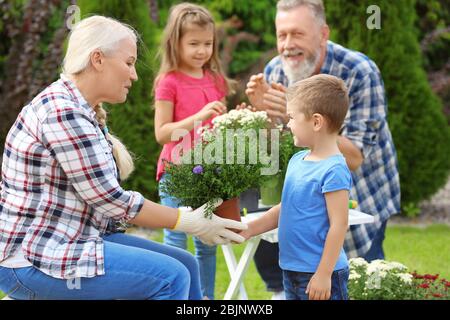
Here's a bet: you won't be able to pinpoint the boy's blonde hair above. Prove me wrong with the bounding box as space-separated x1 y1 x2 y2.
287 74 349 133
63 15 137 181
153 2 234 95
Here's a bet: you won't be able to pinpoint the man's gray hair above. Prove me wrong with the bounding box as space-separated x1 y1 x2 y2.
277 0 326 25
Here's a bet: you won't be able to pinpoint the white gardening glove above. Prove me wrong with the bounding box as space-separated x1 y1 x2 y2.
173 200 248 246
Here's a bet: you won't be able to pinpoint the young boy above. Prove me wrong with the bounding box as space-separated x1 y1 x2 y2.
241 74 352 300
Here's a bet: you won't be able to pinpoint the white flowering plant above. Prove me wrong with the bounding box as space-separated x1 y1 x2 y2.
199 108 275 182
161 109 272 218
211 108 270 131
348 258 420 300
208 109 301 176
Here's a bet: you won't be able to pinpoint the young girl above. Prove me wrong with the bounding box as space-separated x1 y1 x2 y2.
153 3 234 300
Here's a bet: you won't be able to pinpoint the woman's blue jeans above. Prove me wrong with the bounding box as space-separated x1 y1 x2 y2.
282 267 349 300
0 232 203 300
159 174 217 300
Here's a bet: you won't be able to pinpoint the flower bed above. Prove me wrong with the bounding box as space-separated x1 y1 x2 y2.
348 258 449 300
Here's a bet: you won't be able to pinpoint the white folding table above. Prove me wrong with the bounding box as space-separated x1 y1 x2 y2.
221 207 375 300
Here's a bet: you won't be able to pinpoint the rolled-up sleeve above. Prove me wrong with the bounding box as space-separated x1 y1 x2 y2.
342 72 386 158
41 102 144 221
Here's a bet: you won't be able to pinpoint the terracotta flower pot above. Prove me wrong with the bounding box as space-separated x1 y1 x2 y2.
214 197 241 232
214 197 241 222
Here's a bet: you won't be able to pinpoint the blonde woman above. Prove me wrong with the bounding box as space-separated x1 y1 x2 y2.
0 15 246 300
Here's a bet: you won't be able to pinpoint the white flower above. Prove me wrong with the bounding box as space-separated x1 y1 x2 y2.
370 259 386 266
349 271 362 280
366 259 393 273
396 273 413 284
386 261 408 271
212 109 268 130
366 264 382 275
379 270 387 278
197 126 207 135
349 258 369 267
200 128 215 141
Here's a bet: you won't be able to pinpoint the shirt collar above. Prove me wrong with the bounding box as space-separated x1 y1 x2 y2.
319 40 334 75
59 73 97 121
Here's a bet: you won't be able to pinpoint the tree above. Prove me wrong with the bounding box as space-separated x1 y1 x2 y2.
0 0 73 152
415 0 449 123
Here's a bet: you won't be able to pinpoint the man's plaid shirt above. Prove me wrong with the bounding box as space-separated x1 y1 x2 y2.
265 41 401 257
0 74 144 279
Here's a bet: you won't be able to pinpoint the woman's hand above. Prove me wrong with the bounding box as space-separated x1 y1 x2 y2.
306 272 332 300
173 200 248 245
196 101 227 121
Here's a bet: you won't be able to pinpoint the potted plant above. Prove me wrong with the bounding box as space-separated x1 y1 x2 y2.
160 109 272 220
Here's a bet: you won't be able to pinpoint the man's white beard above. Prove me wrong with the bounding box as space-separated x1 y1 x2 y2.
281 48 321 85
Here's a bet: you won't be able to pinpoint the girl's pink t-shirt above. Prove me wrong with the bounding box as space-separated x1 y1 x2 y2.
155 70 226 181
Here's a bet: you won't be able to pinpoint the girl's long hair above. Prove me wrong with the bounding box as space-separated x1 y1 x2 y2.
153 2 235 95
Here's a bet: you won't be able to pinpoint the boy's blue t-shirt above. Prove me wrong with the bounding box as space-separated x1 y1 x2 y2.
278 149 352 273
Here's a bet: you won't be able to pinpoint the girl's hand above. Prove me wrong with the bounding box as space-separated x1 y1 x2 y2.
235 102 256 112
197 101 227 121
306 272 331 300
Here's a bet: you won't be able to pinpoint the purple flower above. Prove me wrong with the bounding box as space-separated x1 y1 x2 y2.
192 165 203 174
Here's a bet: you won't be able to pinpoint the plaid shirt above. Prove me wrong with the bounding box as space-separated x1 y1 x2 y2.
0 74 144 279
265 41 401 258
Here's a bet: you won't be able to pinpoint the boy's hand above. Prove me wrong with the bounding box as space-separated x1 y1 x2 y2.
231 223 255 244
237 227 253 241
306 272 331 300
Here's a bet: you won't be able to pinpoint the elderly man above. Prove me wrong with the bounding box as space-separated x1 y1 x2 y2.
246 0 400 299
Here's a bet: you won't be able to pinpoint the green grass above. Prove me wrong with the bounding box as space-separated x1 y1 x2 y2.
383 224 450 279
153 223 450 299
145 230 272 300
1 224 449 300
